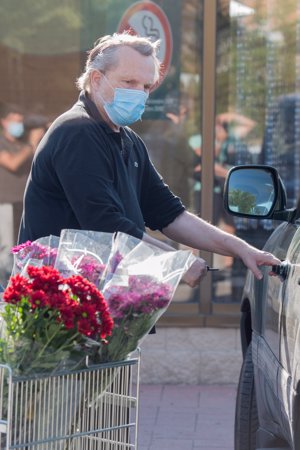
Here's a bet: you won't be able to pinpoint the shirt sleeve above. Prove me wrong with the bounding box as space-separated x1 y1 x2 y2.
52 121 144 239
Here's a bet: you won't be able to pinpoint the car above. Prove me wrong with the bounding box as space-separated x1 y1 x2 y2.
223 164 300 450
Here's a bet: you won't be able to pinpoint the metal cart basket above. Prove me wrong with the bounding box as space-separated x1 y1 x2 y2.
0 351 140 449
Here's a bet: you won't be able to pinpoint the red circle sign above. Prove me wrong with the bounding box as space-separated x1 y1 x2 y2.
117 1 173 88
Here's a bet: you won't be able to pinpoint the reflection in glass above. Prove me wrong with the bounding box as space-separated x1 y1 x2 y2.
134 0 204 304
0 1 204 304
227 168 275 216
214 0 300 303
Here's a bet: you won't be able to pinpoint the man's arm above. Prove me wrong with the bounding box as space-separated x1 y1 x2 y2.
217 112 257 138
142 231 206 288
161 210 280 281
0 144 33 172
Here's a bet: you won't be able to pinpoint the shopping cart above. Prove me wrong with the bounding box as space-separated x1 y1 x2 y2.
0 351 140 449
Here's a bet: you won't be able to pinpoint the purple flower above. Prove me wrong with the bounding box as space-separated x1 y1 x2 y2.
74 255 106 285
109 251 123 274
12 242 58 271
100 275 174 363
11 241 32 254
104 275 172 320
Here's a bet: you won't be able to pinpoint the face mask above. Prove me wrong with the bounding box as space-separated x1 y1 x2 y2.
7 121 24 138
100 76 148 126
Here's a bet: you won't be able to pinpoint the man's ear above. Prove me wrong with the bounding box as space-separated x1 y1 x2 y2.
90 70 102 90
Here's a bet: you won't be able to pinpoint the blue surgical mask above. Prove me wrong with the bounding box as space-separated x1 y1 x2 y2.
100 76 148 126
7 121 24 138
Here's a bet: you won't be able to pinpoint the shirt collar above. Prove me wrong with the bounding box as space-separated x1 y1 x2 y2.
78 91 116 135
78 92 134 158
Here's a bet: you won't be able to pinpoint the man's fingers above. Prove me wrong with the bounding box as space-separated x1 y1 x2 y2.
182 258 207 287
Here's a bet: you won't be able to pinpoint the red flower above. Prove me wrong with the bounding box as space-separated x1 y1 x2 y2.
27 265 63 294
3 265 114 340
1 263 115 375
29 290 48 309
3 274 30 304
59 302 76 329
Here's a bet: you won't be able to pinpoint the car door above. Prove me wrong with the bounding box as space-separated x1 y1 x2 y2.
249 221 296 354
278 221 300 448
251 221 297 442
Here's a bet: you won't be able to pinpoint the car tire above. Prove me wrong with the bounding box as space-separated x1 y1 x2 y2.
235 343 259 450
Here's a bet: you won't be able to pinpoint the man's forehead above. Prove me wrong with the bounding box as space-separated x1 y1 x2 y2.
117 45 144 58
114 46 158 82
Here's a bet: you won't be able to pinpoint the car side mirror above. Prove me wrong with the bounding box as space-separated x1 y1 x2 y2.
223 165 287 219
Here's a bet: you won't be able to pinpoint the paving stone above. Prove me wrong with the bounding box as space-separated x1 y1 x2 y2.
138 383 236 450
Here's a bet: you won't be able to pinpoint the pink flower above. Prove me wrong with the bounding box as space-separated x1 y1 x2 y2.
73 255 106 285
12 241 58 271
11 241 32 254
105 275 172 320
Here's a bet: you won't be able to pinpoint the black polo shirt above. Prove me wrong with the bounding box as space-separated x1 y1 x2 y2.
18 92 185 243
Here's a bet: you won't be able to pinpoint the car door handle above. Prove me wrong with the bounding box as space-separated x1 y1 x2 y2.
272 261 290 281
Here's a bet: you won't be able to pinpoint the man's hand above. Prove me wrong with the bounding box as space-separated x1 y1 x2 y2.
182 257 208 288
240 246 281 280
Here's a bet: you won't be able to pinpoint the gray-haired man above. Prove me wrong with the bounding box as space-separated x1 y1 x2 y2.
19 32 279 285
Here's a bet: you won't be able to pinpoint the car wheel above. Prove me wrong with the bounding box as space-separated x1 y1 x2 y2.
235 343 259 450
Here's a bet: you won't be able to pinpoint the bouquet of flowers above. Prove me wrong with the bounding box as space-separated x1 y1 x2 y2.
99 232 195 362
0 264 114 376
6 230 196 368
11 234 59 275
54 229 114 289
0 262 115 449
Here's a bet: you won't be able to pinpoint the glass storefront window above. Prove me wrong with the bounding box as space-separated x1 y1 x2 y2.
214 0 300 302
133 1 204 305
0 1 204 309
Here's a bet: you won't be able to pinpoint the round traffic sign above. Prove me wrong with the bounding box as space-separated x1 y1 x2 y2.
117 1 173 88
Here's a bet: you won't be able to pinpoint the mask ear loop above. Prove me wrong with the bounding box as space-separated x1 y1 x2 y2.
99 72 115 93
95 71 116 106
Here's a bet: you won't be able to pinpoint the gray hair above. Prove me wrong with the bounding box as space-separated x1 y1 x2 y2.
76 32 161 91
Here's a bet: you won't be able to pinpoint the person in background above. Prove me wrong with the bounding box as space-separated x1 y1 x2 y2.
0 103 34 171
19 32 280 287
0 103 32 286
23 113 50 159
191 112 257 266
215 111 256 169
0 103 46 286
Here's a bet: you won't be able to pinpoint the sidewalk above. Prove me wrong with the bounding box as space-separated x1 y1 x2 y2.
137 384 237 450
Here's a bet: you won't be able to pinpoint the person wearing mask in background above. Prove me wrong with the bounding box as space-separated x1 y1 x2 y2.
0 103 34 170
19 32 280 288
0 103 44 286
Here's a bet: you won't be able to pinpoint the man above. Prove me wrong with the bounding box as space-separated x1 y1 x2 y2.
0 103 38 286
18 33 280 286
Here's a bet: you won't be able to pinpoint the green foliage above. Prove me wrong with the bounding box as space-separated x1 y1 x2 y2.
0 301 84 374
216 1 298 138
229 189 256 214
0 0 82 54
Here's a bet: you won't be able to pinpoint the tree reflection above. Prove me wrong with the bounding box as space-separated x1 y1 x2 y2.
229 189 256 214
